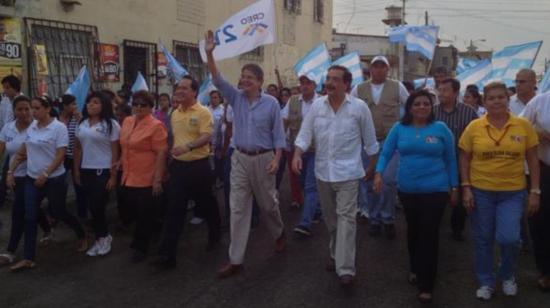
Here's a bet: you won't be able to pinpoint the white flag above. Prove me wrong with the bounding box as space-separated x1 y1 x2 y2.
199 0 276 62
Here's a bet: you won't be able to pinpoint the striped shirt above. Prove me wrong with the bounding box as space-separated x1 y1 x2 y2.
433 102 478 146
64 115 79 158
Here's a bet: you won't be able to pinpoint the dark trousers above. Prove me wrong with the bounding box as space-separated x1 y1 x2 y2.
399 191 448 292
116 170 132 226
24 174 85 260
63 158 87 219
529 161 550 276
214 156 224 184
125 186 155 253
159 158 221 259
81 169 111 238
0 157 9 210
450 189 467 234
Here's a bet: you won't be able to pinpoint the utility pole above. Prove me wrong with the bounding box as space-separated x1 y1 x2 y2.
402 0 406 25
425 11 429 25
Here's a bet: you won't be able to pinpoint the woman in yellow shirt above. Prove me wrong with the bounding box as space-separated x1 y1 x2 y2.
459 82 540 300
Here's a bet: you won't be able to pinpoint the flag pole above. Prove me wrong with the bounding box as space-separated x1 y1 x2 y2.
529 41 543 69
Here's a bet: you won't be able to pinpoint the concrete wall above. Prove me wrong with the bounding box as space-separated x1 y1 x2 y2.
3 0 332 94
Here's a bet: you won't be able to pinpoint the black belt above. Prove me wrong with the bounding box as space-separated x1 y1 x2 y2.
236 147 272 156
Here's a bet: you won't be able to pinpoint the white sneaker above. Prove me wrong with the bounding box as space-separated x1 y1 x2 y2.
190 217 204 225
476 286 494 300
97 235 113 256
0 253 15 265
502 278 518 296
86 241 101 257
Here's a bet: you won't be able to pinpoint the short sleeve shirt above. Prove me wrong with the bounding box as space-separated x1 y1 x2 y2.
171 103 213 161
0 120 31 177
76 119 121 169
459 114 539 191
25 119 69 178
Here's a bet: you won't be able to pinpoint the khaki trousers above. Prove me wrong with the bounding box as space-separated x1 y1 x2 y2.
317 179 359 276
229 150 284 264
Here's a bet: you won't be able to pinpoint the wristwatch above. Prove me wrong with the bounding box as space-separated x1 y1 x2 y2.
530 188 541 195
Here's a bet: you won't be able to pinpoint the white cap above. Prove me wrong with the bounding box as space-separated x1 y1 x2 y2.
298 72 317 84
370 55 389 67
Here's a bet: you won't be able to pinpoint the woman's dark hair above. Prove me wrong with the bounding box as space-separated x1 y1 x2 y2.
81 91 116 134
32 95 58 117
209 90 223 104
401 90 435 126
465 87 483 107
13 95 31 110
281 87 291 97
158 93 171 108
132 90 155 108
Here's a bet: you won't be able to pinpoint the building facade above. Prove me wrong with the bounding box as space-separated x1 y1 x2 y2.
0 0 332 99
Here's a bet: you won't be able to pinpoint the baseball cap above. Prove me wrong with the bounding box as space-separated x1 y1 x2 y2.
370 55 389 67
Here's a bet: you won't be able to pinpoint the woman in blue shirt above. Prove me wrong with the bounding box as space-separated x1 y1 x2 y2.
374 90 459 303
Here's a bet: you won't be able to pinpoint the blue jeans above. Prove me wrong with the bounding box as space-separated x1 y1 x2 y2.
24 174 85 260
297 152 320 228
367 145 399 225
471 188 526 288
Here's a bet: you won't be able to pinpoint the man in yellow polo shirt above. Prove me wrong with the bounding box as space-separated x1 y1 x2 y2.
154 75 221 269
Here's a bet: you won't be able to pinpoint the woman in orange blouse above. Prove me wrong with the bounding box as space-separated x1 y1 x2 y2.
119 90 168 262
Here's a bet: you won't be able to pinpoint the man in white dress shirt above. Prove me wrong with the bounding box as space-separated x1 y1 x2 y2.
293 65 379 286
509 69 537 116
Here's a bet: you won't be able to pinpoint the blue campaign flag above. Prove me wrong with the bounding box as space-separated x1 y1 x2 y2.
160 43 188 83
332 52 364 87
131 71 149 93
197 76 217 106
413 77 435 90
65 66 91 112
456 59 493 92
388 25 439 60
539 65 550 94
490 41 542 87
294 43 331 86
456 58 479 75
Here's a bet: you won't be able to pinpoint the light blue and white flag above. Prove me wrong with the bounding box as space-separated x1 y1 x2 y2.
197 76 217 106
456 59 493 92
490 41 542 87
332 52 364 87
131 71 149 93
413 77 435 90
388 25 439 60
539 65 550 94
199 0 276 62
160 43 188 83
456 58 479 75
65 65 91 112
294 43 331 85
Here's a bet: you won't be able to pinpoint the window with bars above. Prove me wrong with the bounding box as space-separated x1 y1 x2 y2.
314 0 324 23
173 41 205 82
122 39 157 97
284 0 301 14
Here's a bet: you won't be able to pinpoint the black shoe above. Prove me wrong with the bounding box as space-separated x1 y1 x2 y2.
151 256 176 270
293 225 312 236
131 250 147 263
384 224 396 240
452 231 465 242
368 224 382 237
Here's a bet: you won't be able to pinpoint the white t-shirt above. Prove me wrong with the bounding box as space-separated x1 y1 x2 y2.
509 94 529 116
0 120 32 177
521 92 550 166
0 94 15 131
25 119 68 178
351 81 409 105
75 119 121 169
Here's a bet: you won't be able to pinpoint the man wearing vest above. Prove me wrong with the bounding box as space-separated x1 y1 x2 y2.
351 55 409 239
282 74 320 236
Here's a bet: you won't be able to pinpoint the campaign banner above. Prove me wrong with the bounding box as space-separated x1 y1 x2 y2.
98 43 120 82
199 0 276 62
34 44 49 76
0 17 22 66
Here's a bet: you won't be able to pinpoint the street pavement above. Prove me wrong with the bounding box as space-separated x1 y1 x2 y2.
0 177 548 308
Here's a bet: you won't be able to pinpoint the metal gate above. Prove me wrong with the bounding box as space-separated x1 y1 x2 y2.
24 18 101 98
123 40 157 98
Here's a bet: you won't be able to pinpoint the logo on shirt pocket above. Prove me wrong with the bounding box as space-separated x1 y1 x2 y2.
189 117 199 126
510 135 525 143
425 136 439 144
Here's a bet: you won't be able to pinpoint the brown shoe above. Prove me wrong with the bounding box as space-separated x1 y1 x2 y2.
275 232 286 253
217 263 243 279
325 259 336 272
339 274 354 287
10 260 36 273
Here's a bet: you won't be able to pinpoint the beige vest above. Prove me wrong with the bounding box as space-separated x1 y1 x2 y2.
287 95 303 149
356 79 401 140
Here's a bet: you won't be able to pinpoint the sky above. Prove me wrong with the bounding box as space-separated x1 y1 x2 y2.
333 0 550 73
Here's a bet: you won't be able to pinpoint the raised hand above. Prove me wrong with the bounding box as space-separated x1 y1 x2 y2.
205 30 216 54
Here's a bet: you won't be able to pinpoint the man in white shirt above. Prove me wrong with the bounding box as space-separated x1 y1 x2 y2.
208 90 225 183
0 75 18 130
281 74 319 236
293 65 379 286
510 69 537 116
351 56 408 239
520 91 550 289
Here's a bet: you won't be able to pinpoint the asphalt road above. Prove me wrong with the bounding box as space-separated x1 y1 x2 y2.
0 178 548 308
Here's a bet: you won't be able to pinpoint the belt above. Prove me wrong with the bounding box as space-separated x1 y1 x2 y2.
236 147 272 156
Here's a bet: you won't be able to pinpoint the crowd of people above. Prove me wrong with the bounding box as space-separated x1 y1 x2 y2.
0 30 548 305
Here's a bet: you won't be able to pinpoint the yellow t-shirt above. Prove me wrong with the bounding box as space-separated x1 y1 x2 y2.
458 114 539 191
171 103 213 161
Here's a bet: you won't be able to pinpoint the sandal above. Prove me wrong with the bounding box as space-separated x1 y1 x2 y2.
0 253 16 266
10 260 36 272
408 272 418 285
417 292 433 304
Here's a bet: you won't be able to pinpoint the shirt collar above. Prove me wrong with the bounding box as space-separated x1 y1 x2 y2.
300 93 318 104
479 112 519 128
177 101 200 112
